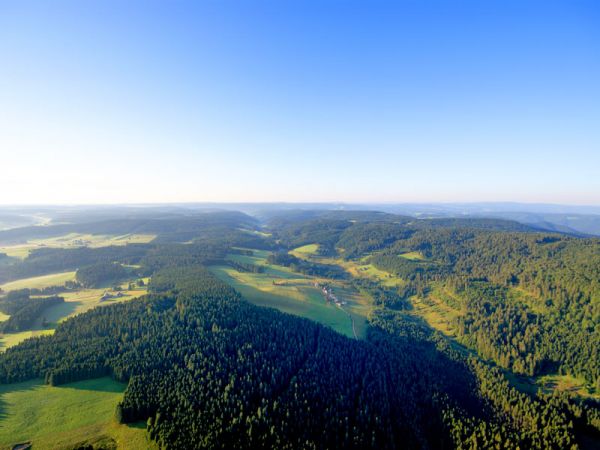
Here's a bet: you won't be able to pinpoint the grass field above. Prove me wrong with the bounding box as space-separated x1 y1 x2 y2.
398 251 426 261
290 244 465 337
42 283 148 325
0 329 55 351
536 374 600 400
296 249 405 288
289 243 319 258
211 264 356 338
211 249 369 338
0 377 152 450
410 295 461 337
0 278 149 351
0 233 156 259
0 271 77 291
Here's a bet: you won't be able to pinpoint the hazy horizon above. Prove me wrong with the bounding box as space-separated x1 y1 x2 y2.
2 0 598 204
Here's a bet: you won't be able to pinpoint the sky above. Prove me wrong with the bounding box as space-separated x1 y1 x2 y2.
1 0 599 205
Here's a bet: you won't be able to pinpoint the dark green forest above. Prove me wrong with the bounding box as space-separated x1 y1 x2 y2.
0 210 598 449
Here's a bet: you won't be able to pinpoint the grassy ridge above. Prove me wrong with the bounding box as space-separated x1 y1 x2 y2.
0 377 150 450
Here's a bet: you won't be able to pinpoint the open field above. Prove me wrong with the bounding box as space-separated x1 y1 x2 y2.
536 374 600 400
0 271 77 292
291 246 404 288
0 278 149 351
0 233 156 259
290 244 464 337
211 265 357 338
398 251 426 261
0 377 151 450
289 243 319 258
42 283 149 325
211 249 369 339
410 294 461 337
0 329 55 351
238 228 272 238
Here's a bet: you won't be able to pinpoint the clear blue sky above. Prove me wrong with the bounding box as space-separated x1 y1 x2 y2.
1 0 598 205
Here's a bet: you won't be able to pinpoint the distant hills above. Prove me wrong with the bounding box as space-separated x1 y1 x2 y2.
1 202 599 236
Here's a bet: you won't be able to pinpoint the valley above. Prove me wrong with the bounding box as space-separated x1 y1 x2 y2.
0 208 597 449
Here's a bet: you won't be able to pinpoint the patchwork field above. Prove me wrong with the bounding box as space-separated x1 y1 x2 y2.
0 271 77 292
0 377 151 450
0 233 155 259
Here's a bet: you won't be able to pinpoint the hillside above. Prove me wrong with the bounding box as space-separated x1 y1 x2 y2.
0 210 597 449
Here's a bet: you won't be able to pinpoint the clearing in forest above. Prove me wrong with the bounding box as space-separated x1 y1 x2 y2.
0 278 149 351
210 249 368 339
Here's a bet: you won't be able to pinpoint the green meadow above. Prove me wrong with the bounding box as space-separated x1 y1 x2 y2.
0 271 77 291
0 329 55 352
0 377 151 450
0 233 156 259
398 251 426 261
0 278 149 351
297 251 405 288
289 243 319 258
211 249 369 339
211 265 356 338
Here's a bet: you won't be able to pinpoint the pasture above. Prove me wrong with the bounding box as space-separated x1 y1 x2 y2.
289 243 319 258
0 271 76 292
0 377 151 450
293 246 405 288
41 283 148 325
398 251 426 261
211 249 370 339
0 232 155 259
0 329 55 351
211 265 356 338
0 278 149 351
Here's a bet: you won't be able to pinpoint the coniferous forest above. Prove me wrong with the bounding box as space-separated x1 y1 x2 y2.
0 209 598 449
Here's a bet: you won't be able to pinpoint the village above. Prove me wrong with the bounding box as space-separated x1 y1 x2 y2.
314 282 347 307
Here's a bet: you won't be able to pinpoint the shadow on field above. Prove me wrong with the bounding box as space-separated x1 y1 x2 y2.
63 377 126 394
0 379 45 423
36 301 81 327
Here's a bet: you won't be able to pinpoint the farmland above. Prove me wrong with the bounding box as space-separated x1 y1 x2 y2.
293 250 405 288
290 245 463 337
210 249 368 339
0 377 151 450
0 277 149 351
0 233 155 259
0 271 77 292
